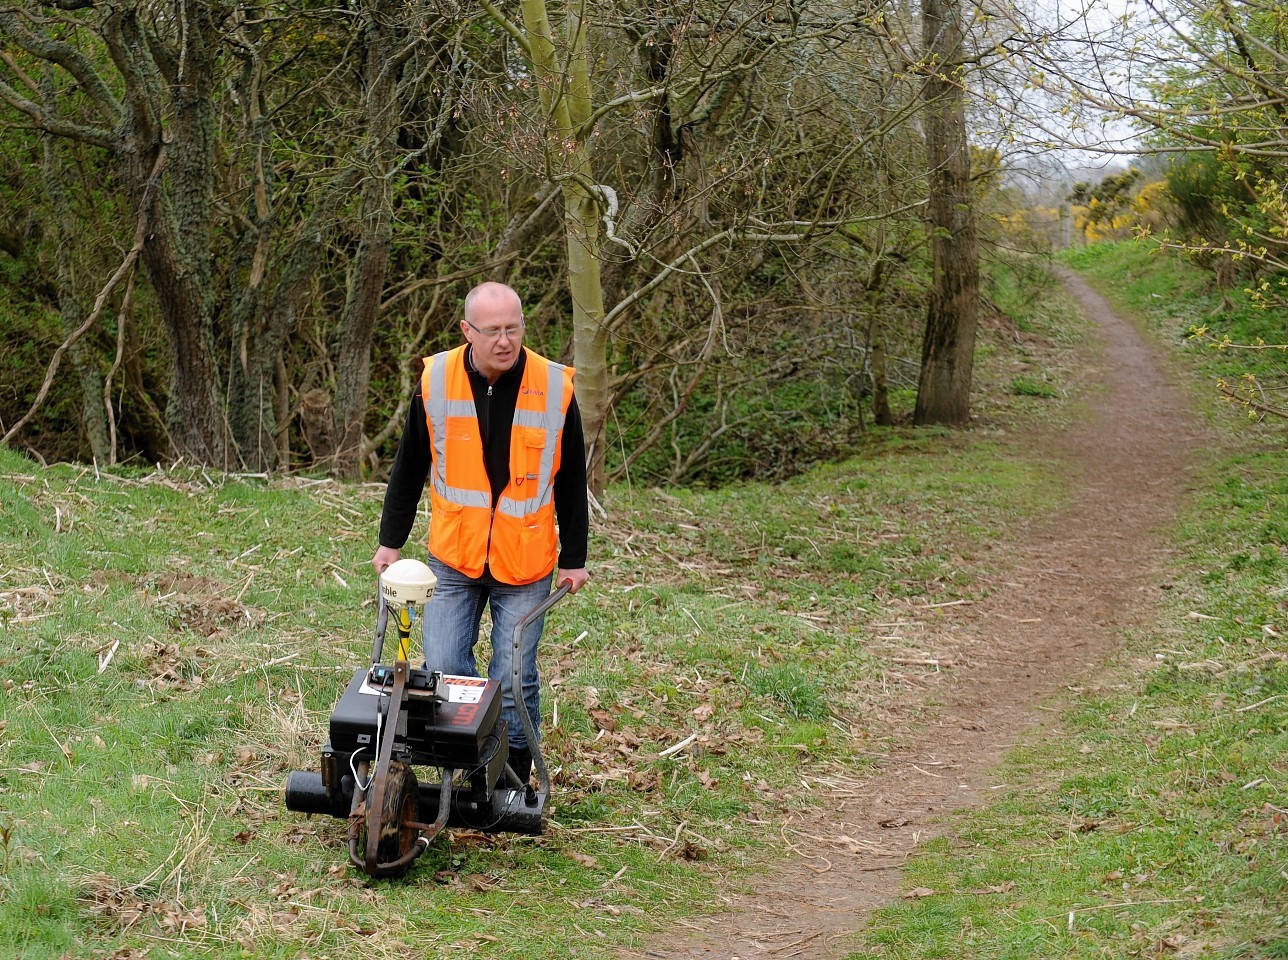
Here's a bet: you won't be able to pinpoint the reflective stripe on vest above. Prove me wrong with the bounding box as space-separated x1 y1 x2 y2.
424 352 491 510
422 345 574 584
498 369 567 519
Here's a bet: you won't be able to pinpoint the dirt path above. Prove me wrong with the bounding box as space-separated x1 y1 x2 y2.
621 272 1206 959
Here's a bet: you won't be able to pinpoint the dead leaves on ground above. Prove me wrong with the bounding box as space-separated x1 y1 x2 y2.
218 869 387 949
973 880 1017 894
904 880 1018 900
0 581 55 624
152 573 265 639
132 640 210 689
78 874 208 935
552 668 767 806
1 570 261 653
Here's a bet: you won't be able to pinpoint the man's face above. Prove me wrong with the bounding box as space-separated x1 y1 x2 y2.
462 290 525 382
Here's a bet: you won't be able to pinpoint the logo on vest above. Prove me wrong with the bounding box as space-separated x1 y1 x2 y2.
521 386 545 397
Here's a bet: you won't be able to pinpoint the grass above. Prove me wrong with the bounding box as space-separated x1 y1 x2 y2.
1 248 1246 960
6 454 1028 959
1062 239 1288 430
839 243 1288 959
1009 374 1059 398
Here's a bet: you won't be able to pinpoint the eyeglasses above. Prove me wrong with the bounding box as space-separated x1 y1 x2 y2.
465 318 525 341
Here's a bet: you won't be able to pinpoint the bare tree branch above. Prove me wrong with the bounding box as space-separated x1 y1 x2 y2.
3 145 168 447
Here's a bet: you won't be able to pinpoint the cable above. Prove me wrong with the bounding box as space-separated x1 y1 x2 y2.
349 746 373 792
351 674 392 793
449 729 509 832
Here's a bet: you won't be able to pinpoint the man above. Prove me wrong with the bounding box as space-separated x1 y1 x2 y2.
372 281 590 784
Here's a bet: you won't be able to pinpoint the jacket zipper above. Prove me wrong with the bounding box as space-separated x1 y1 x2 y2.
486 382 495 565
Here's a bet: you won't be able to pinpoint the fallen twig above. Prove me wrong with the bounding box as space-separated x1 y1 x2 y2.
1235 694 1284 713
97 639 120 675
657 733 696 758
890 657 953 667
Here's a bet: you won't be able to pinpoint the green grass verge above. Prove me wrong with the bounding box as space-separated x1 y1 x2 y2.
1062 240 1288 431
841 244 1287 959
0 257 1097 959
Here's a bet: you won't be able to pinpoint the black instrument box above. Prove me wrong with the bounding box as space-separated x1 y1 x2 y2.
328 668 505 769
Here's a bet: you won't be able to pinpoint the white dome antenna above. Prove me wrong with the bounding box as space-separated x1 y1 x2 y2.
380 558 437 609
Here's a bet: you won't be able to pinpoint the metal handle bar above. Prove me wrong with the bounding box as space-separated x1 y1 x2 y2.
514 580 572 640
511 580 572 799
370 588 390 666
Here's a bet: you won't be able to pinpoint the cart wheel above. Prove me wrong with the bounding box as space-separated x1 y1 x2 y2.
358 757 422 871
375 762 420 869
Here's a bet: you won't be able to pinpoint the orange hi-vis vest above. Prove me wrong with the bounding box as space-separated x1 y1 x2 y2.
422 346 575 585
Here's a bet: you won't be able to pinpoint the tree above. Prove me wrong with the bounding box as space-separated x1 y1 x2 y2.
0 2 476 473
0 3 315 467
478 0 611 493
1066 167 1143 241
0 0 1017 485
38 85 112 464
1005 0 1288 420
478 0 941 488
915 0 979 426
331 0 413 478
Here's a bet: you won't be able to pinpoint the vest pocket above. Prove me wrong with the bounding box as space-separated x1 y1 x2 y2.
514 427 546 490
518 520 555 571
431 498 465 558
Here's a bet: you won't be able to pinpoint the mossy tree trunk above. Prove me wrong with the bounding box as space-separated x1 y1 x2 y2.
332 0 404 479
487 0 609 495
915 0 979 427
106 3 230 465
40 72 112 464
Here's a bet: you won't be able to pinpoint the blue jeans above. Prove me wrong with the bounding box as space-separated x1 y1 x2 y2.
420 555 552 751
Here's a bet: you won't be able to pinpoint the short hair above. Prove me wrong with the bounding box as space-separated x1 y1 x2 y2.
464 282 523 323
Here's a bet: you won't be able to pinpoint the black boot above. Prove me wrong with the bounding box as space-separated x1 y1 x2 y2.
508 746 532 786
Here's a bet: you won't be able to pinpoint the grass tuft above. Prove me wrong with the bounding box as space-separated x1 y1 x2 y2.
843 244 1288 959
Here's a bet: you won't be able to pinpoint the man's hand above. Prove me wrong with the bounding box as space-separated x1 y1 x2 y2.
372 545 401 573
557 567 590 594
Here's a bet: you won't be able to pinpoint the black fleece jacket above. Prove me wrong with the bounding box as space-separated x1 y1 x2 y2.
377 347 589 571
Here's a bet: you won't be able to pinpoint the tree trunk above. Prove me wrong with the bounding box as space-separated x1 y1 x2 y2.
224 40 281 474
332 0 403 479
41 80 111 464
565 183 609 495
106 4 230 466
869 318 894 427
141 220 228 466
514 0 609 494
914 0 979 427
